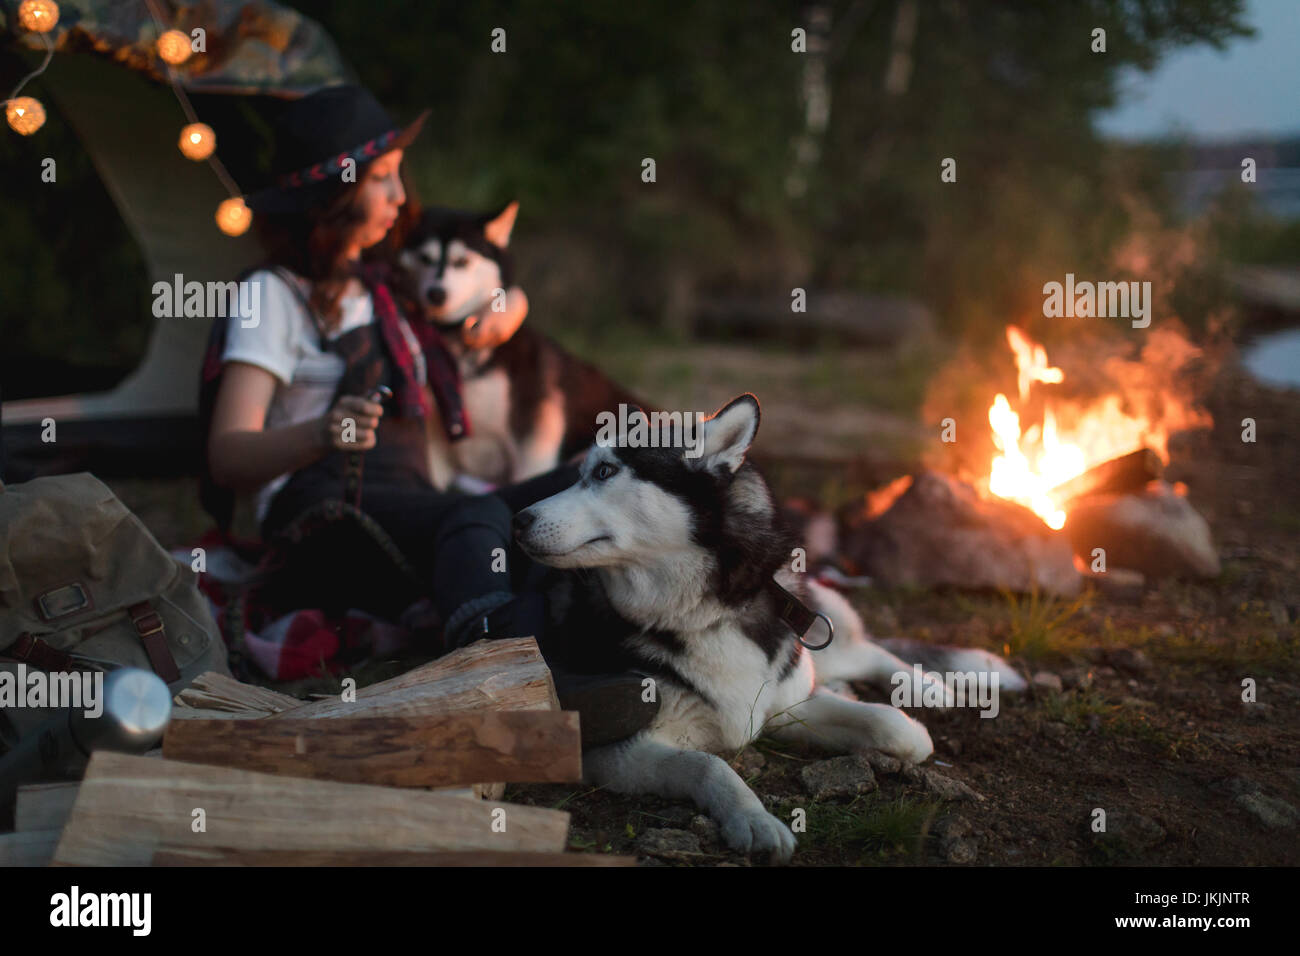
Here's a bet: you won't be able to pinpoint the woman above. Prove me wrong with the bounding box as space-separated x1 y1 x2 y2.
210 85 559 652
208 87 656 744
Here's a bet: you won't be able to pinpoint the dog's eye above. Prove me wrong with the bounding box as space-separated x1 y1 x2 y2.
595 463 619 482
451 257 470 269
420 252 439 266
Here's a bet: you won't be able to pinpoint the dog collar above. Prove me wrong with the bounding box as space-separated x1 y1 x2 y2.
765 578 833 650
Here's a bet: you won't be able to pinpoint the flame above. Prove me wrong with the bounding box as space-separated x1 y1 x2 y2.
985 326 1193 530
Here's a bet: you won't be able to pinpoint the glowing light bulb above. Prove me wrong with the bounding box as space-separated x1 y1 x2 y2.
179 122 215 160
157 29 193 65
18 0 59 33
6 97 46 135
216 198 251 236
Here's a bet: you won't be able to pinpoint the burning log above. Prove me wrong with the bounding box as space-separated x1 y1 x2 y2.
1049 448 1163 504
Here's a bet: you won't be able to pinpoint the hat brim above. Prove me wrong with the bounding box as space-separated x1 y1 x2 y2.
242 108 430 216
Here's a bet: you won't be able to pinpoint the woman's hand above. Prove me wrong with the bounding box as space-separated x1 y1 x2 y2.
321 394 385 451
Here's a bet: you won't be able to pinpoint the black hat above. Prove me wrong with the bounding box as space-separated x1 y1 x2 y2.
243 84 428 215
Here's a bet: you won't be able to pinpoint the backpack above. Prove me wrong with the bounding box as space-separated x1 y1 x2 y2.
0 472 230 744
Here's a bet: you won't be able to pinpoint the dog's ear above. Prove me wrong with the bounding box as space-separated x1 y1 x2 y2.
693 394 760 474
484 201 519 248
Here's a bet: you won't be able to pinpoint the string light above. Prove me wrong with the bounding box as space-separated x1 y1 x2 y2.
5 96 45 135
5 4 56 136
17 0 59 34
6 0 253 234
156 29 192 65
179 122 216 160
215 197 252 237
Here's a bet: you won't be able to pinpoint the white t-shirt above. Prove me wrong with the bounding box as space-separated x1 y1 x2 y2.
221 268 375 525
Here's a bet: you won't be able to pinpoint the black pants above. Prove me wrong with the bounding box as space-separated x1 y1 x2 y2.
261 462 579 625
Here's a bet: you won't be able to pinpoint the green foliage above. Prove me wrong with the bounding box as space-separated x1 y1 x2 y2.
1 0 1256 397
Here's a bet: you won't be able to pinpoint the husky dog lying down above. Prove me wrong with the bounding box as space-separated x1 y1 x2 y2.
514 394 1014 862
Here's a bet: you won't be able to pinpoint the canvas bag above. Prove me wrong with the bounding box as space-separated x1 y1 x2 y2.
0 473 229 745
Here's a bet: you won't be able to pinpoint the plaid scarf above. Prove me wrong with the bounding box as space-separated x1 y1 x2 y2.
354 261 470 440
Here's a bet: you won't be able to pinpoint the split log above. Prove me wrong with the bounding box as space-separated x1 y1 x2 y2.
52 752 570 866
15 781 80 832
161 712 582 788
153 847 635 867
172 672 304 719
1049 448 1162 504
267 637 559 720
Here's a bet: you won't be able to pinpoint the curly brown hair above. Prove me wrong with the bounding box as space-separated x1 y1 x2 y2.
251 164 422 332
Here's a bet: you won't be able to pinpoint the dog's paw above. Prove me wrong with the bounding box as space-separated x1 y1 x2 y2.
718 807 797 864
854 703 935 766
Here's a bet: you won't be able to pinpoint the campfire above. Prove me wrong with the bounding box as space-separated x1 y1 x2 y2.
984 326 1205 531
837 323 1220 596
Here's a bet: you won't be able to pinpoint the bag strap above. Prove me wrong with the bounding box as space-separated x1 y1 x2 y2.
1 634 78 672
269 265 327 349
126 601 182 684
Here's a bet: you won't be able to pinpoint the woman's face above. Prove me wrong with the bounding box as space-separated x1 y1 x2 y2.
347 149 406 254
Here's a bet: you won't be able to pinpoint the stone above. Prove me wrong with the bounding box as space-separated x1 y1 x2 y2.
636 828 702 860
1235 792 1300 829
1060 667 1094 690
690 814 721 845
943 836 979 864
1033 671 1063 692
1066 482 1219 579
1106 647 1153 677
839 471 1082 597
800 755 877 800
860 749 903 775
1099 810 1166 850
911 767 985 802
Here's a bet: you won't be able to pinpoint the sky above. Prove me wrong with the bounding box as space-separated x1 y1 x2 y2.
1095 0 1300 142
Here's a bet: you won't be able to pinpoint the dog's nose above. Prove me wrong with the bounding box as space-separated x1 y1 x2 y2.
425 286 446 306
512 510 537 537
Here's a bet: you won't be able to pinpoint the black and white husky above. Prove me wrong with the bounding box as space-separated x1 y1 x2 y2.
395 201 644 490
515 394 964 863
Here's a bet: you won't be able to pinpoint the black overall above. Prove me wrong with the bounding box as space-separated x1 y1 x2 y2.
259 306 577 631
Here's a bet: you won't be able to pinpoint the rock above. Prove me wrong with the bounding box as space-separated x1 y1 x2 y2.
1154 623 1177 639
933 814 972 839
690 814 721 845
908 766 985 802
1099 810 1166 850
1106 647 1153 677
861 749 903 775
1060 667 1094 690
839 471 1082 597
1212 776 1261 797
730 748 767 778
637 828 702 860
1084 566 1146 601
801 755 877 800
943 836 979 864
1066 481 1220 579
1235 792 1300 829
1033 671 1063 692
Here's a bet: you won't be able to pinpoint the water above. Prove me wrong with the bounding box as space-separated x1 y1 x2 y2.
1242 327 1300 388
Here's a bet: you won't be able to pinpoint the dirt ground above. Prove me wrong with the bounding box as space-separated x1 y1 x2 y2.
104 351 1299 867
